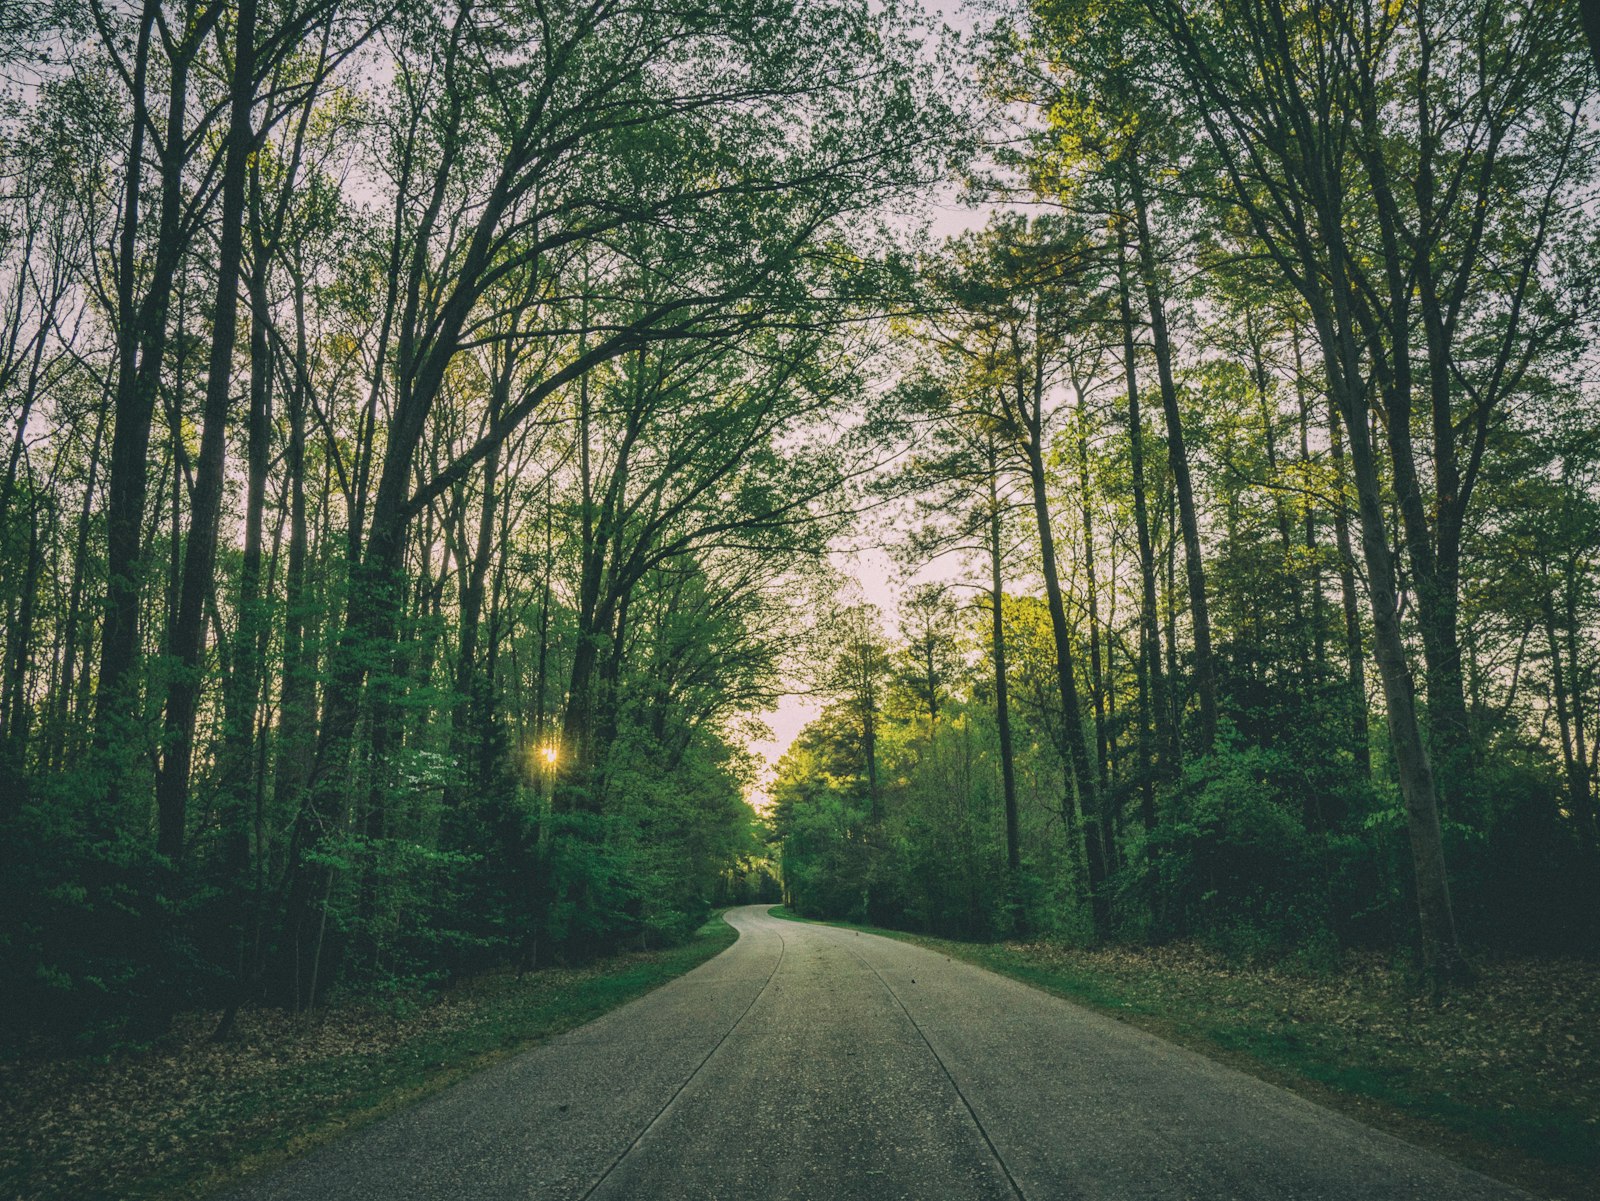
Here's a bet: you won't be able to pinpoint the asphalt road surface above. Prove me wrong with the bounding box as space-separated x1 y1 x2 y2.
230 905 1533 1201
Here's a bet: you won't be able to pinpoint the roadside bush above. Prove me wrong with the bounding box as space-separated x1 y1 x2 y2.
1153 741 1328 954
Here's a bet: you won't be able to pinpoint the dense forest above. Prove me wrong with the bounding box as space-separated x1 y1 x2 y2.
0 0 1595 1051
775 0 1600 983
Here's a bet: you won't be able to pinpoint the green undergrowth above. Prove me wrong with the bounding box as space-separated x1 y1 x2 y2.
769 906 1600 1201
0 913 738 1201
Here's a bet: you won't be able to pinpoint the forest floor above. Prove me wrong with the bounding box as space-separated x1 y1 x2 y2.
0 915 738 1201
769 908 1600 1201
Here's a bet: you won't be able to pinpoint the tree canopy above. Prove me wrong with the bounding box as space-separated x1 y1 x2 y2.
0 0 1595 1044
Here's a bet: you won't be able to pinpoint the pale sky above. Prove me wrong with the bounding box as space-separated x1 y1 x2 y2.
744 549 901 800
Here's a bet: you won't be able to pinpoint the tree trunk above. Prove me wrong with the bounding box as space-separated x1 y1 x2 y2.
448 427 500 807
1562 563 1593 825
1129 167 1217 752
273 254 317 819
987 440 1020 879
1017 360 1111 940
1118 234 1168 883
1327 399 1372 776
0 506 41 806
214 221 273 1035
1077 401 1110 791
1544 597 1587 826
153 0 257 861
1293 333 1328 678
51 397 107 772
1312 289 1466 984
94 3 218 769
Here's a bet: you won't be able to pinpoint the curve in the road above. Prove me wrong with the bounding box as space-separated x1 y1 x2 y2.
229 905 1535 1201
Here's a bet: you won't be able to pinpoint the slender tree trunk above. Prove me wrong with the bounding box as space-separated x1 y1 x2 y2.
446 388 503 814
213 227 273 1038
594 587 631 768
561 330 602 786
274 254 316 818
1544 597 1587 823
1077 401 1109 791
95 3 216 767
161 380 184 718
1117 235 1167 885
481 482 512 789
1327 399 1372 775
534 479 553 757
153 0 258 861
1 505 40 805
1129 167 1217 752
1017 360 1111 940
1415 241 1473 805
987 441 1020 879
52 398 107 772
863 690 880 823
1248 329 1293 563
1563 564 1593 822
1165 495 1181 748
1293 334 1327 677
91 0 157 755
1373 341 1471 807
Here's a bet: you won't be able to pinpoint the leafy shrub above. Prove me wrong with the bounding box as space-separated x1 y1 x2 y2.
1152 741 1328 954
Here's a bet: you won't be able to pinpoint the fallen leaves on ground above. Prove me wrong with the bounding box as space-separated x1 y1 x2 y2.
0 949 697 1201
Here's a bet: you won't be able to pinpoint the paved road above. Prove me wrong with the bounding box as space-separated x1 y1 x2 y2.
231 906 1533 1201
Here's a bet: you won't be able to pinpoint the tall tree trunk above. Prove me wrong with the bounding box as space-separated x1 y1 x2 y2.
1249 327 1295 562
153 0 258 861
1327 399 1372 776
481 480 512 789
594 587 631 770
95 2 214 767
1077 401 1109 791
1544 596 1587 828
1165 496 1181 743
1 504 41 806
1313 287 1465 984
863 688 880 824
450 430 500 804
1128 166 1217 752
1371 334 1470 807
534 479 554 758
274 253 316 818
1117 233 1168 882
52 398 107 772
1414 242 1473 808
1293 333 1328 677
987 439 1020 880
213 228 273 1039
1563 563 1593 824
91 0 157 756
562 331 602 786
1017 359 1111 940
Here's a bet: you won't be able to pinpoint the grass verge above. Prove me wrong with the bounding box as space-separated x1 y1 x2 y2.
769 906 1599 1201
0 914 737 1201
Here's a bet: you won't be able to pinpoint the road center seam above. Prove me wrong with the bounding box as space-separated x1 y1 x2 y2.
575 919 789 1200
835 931 1029 1201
